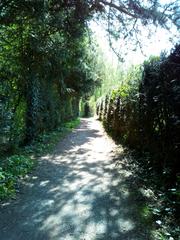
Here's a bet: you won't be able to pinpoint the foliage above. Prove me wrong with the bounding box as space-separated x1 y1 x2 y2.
96 45 180 238
0 0 179 219
96 44 180 181
96 64 141 144
0 118 80 200
1 0 178 146
93 0 179 59
0 156 34 199
139 46 180 178
0 1 99 150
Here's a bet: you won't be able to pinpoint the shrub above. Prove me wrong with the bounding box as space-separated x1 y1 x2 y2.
97 44 180 181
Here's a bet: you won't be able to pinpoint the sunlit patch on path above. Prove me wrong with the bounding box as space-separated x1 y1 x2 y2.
0 118 152 240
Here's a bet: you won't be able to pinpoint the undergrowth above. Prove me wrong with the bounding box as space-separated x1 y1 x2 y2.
126 150 180 240
0 118 80 201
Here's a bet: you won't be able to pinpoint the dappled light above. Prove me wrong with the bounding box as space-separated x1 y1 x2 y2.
0 119 153 240
0 1 179 239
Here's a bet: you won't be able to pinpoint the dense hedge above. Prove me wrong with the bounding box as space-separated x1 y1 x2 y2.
97 44 180 180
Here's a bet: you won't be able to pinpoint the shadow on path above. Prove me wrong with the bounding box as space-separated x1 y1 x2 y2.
0 118 153 240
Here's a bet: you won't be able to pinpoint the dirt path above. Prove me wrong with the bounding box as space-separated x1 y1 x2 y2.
0 118 152 240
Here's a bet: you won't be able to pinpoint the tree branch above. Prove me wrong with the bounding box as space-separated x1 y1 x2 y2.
99 0 138 18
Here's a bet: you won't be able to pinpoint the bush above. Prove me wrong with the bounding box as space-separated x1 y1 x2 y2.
0 155 34 200
97 44 180 181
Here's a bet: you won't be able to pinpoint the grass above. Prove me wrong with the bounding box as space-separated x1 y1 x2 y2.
0 118 80 201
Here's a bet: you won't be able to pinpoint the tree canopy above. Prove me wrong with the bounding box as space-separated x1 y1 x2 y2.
0 2 180 235
0 0 179 145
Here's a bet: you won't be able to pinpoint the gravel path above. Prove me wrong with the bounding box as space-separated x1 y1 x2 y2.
0 118 152 240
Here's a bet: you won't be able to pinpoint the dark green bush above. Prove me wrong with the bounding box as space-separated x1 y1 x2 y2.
0 155 34 199
139 45 180 177
97 44 180 181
